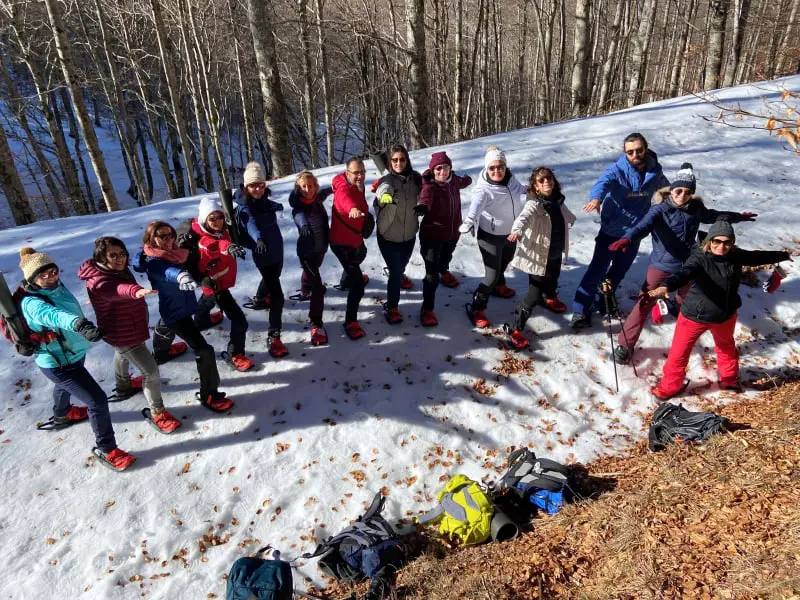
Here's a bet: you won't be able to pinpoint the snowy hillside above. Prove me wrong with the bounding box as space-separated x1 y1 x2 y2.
0 76 798 599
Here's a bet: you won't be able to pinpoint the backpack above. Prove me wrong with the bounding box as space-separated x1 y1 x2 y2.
226 546 293 600
302 492 406 584
0 275 57 357
648 403 728 452
417 474 494 545
498 449 573 516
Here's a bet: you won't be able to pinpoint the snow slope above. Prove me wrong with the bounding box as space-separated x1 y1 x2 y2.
0 77 798 599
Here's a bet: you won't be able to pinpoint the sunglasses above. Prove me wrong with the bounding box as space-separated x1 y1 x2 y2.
155 231 176 241
247 182 266 190
37 267 59 280
207 214 225 222
487 165 506 172
672 188 691 196
107 251 128 260
348 170 366 176
433 165 450 172
710 238 733 247
390 157 407 163
625 148 646 156
536 175 553 183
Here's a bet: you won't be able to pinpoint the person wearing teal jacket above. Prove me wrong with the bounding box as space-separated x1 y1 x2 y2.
18 247 135 471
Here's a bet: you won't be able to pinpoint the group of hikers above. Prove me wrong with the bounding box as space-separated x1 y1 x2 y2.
11 132 791 471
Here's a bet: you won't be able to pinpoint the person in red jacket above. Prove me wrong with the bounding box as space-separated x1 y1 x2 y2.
181 196 252 371
330 157 371 339
416 151 472 326
78 237 182 433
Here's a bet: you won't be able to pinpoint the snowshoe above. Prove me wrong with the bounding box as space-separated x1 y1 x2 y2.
268 332 289 358
502 323 530 350
37 405 88 431
334 273 369 292
465 303 490 328
650 379 690 401
221 351 255 372
492 284 516 298
92 447 136 472
310 325 328 346
107 375 144 403
243 295 271 310
154 342 188 365
142 408 182 434
288 290 312 302
344 321 366 340
196 391 234 413
420 309 438 327
440 271 460 288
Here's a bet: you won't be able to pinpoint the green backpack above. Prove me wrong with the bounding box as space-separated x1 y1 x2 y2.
417 474 494 545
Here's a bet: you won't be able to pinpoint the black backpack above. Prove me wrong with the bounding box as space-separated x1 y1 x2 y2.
648 403 728 452
497 448 574 516
226 546 293 600
0 275 58 357
302 492 406 585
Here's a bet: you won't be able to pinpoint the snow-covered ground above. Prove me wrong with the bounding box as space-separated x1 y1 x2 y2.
0 77 798 599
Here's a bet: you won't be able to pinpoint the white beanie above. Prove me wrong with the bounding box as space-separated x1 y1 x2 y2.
484 145 506 170
198 195 223 226
243 161 266 187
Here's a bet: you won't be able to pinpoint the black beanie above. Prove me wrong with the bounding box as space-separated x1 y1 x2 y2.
707 220 735 241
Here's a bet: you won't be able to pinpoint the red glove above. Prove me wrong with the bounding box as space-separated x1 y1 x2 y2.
608 238 631 252
739 212 758 221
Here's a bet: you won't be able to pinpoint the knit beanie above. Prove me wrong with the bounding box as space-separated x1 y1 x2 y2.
19 247 57 282
670 162 696 193
707 220 735 241
198 195 224 226
243 161 266 187
429 151 452 170
484 145 506 170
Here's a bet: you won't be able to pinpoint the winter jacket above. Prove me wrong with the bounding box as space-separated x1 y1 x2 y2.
20 282 90 369
289 186 331 257
622 187 747 274
373 169 422 243
664 247 790 324
466 169 527 236
133 252 198 326
330 172 369 248
418 170 472 242
590 151 670 238
77 259 149 348
235 187 284 267
510 194 576 276
187 219 238 295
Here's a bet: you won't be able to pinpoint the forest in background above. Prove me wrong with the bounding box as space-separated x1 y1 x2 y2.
0 0 798 225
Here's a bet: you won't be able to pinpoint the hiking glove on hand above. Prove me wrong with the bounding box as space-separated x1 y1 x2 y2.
413 204 428 217
299 224 313 238
458 219 475 235
177 271 197 291
227 243 246 259
255 239 268 254
74 318 102 342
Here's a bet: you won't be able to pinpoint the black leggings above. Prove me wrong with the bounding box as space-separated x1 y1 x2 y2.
331 242 366 323
254 261 285 331
195 290 249 354
421 239 458 311
514 254 563 330
153 316 220 399
473 229 516 310
299 252 326 326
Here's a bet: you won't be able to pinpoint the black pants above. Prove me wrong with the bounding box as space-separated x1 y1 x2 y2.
421 239 458 311
254 260 284 332
195 290 249 354
377 235 415 309
473 229 517 310
331 242 366 324
514 254 563 330
153 316 220 400
299 252 326 326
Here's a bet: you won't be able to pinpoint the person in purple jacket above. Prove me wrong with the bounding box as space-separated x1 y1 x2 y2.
79 237 182 433
415 151 472 326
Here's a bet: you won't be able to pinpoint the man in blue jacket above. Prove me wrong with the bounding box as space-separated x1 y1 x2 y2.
571 133 669 329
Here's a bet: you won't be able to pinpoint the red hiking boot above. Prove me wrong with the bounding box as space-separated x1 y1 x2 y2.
385 307 403 325
362 274 369 285
345 321 366 340
492 284 516 298
543 297 567 313
229 353 255 371
198 391 234 412
440 271 460 288
400 274 413 290
268 334 288 358
469 307 490 328
168 342 188 358
311 325 328 346
63 405 88 422
152 409 182 433
210 311 224 326
421 309 438 327
103 447 136 471
508 329 530 349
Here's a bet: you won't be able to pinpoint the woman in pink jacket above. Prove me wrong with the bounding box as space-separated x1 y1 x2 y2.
78 237 182 433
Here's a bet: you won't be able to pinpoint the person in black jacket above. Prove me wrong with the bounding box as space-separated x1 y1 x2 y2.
648 220 791 399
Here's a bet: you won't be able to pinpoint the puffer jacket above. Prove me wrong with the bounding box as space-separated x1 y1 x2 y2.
189 219 238 295
510 194 576 276
133 252 198 326
330 172 369 248
665 246 790 324
590 150 669 238
20 282 90 369
289 186 331 257
235 187 284 267
418 170 472 242
77 259 149 348
622 187 747 274
466 168 527 236
373 168 422 243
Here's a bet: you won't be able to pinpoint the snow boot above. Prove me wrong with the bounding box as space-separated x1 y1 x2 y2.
492 284 516 298
384 306 403 325
197 391 234 413
344 321 366 340
221 351 255 372
650 379 690 401
37 405 88 431
571 312 591 330
310 325 328 346
614 345 633 365
541 296 567 313
268 330 289 358
420 309 438 327
440 271 460 288
142 408 182 434
92 447 136 471
503 324 530 349
154 342 188 365
400 274 413 290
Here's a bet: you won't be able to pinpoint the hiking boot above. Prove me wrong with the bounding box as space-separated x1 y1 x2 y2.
155 342 188 364
345 321 366 340
400 274 413 290
198 391 234 412
384 307 403 325
542 297 567 313
571 313 591 330
230 353 255 371
311 325 328 346
508 328 530 349
492 284 516 298
268 332 288 358
650 379 690 401
613 345 633 365
470 308 490 328
651 304 664 325
440 271 460 288
209 311 224 326
246 295 271 310
104 447 136 471
719 378 742 392
420 309 438 327
152 409 181 433
54 405 88 426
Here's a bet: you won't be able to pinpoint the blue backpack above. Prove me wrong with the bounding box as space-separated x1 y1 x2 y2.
226 547 293 600
499 448 574 516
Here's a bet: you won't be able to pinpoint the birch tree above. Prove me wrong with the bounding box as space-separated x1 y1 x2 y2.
704 0 728 90
571 0 592 114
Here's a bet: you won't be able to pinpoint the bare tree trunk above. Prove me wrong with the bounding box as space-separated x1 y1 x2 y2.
454 0 464 139
723 0 750 85
627 0 658 107
516 0 528 127
150 0 197 195
57 90 95 213
669 0 697 95
597 0 624 110
571 0 592 114
247 0 293 176
0 123 36 225
406 0 431 148
298 0 319 166
704 0 728 90
228 0 254 163
776 0 798 73
314 0 335 166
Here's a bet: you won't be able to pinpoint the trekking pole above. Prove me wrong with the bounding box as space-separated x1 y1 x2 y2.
599 280 619 393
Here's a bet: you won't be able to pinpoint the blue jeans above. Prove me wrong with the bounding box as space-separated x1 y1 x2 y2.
572 232 641 315
377 236 415 309
40 358 117 452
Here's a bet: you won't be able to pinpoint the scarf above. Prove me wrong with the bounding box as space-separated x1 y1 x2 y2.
143 244 189 265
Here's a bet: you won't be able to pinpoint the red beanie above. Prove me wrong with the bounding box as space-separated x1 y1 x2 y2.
428 151 452 170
